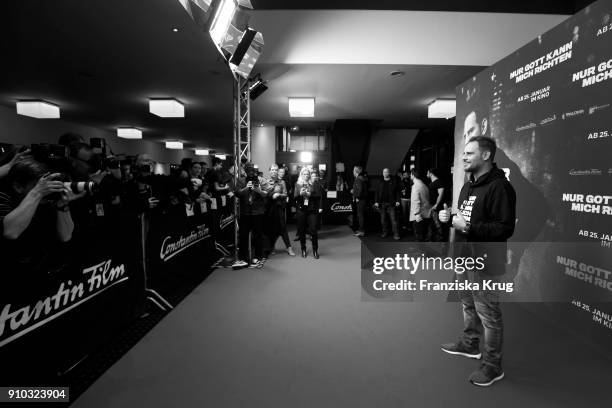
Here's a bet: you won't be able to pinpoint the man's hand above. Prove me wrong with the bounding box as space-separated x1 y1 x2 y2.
438 203 450 223
318 208 323 214
452 210 468 231
272 192 280 199
395 201 400 207
11 148 31 165
415 214 423 222
56 187 86 208
30 173 65 198
373 202 379 209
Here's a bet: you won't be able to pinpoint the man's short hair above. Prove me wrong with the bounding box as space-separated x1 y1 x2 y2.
428 168 441 178
269 163 279 170
410 168 422 180
58 132 84 147
212 157 223 166
8 158 47 187
467 136 497 161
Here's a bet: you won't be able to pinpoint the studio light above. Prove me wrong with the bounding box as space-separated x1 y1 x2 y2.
209 0 237 46
300 151 313 163
165 141 184 149
230 27 257 66
215 154 227 160
428 99 456 119
16 101 60 119
149 99 185 118
117 128 142 139
289 98 315 118
248 74 268 100
195 149 210 155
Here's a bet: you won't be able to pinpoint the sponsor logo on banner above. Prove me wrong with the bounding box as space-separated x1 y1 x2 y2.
589 103 611 115
569 169 603 176
0 259 128 348
220 214 235 230
330 202 352 213
561 109 585 119
516 122 537 132
160 224 211 262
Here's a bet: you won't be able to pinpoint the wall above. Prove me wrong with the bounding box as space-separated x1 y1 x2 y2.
251 125 276 172
453 0 612 356
0 105 195 164
366 129 418 175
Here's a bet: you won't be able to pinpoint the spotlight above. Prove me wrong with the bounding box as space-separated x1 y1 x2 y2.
195 149 210 155
209 0 237 46
248 74 268 100
230 27 257 66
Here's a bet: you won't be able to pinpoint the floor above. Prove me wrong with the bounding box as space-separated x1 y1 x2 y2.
73 225 611 408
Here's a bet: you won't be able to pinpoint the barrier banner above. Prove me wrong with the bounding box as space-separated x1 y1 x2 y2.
453 0 612 354
0 208 145 384
325 191 353 223
211 195 236 253
146 206 216 304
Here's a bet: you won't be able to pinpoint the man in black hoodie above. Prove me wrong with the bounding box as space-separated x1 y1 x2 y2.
439 136 516 387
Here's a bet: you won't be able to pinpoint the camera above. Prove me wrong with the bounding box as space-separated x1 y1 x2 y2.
63 181 98 195
246 174 259 188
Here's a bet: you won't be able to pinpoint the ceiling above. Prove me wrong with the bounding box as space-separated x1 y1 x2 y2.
0 0 590 153
251 0 592 14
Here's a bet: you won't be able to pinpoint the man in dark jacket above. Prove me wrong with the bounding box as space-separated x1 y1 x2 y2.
235 162 268 268
351 165 368 237
439 136 516 387
374 168 400 240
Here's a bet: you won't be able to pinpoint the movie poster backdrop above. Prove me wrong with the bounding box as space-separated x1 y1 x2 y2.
453 0 612 353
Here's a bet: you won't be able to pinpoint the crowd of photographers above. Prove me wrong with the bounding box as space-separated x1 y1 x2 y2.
0 132 335 275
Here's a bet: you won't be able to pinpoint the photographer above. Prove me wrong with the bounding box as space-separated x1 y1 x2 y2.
235 162 267 268
123 154 162 213
0 159 75 272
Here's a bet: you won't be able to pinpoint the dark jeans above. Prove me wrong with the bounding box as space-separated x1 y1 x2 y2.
353 199 366 233
271 205 291 248
379 202 399 236
413 219 430 241
458 272 503 371
400 198 410 229
239 214 263 261
296 210 318 250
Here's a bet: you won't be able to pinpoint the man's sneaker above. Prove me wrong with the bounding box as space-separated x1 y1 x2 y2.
469 364 505 387
231 259 248 268
381 233 388 238
248 259 263 268
393 234 400 240
354 231 365 237
440 342 482 359
287 247 296 256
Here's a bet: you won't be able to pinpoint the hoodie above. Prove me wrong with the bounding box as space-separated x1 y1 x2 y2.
455 165 516 276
